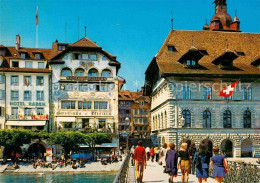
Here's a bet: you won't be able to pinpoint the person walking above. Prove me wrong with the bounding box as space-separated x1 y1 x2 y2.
159 143 167 168
189 142 197 175
193 142 210 183
145 146 151 161
165 142 178 183
130 145 135 166
178 143 190 183
211 146 228 183
134 140 146 183
150 147 155 162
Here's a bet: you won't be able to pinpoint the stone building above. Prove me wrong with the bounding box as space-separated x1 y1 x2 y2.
49 37 121 133
144 0 260 157
0 35 51 131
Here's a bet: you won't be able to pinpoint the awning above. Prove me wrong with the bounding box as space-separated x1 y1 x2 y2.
6 121 46 126
56 117 76 122
80 143 118 148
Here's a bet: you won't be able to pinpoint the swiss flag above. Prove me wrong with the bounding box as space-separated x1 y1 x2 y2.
219 80 240 97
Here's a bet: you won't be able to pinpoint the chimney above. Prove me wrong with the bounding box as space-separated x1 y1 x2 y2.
15 34 21 51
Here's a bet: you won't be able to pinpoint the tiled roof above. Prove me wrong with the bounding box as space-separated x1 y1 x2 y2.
119 90 133 101
69 37 100 48
151 30 260 76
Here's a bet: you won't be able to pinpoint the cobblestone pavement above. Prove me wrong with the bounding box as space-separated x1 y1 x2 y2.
142 161 216 183
126 160 136 183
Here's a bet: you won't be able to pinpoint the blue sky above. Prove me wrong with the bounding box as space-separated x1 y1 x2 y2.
0 0 259 91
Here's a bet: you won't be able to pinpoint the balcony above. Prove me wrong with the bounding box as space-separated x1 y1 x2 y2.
8 115 48 120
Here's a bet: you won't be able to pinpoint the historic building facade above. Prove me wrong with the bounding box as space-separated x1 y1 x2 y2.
144 0 260 158
49 37 121 133
0 35 51 131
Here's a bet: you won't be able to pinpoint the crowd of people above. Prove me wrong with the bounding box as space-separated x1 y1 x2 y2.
132 141 228 183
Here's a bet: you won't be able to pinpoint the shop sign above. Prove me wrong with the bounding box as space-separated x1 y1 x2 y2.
66 76 107 81
10 102 46 106
56 110 112 116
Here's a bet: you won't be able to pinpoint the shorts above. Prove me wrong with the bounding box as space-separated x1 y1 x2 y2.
180 160 190 170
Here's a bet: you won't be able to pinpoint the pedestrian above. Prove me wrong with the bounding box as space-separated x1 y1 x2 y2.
165 142 178 183
193 142 210 183
211 146 228 183
189 142 197 175
178 143 190 183
159 143 167 168
155 146 160 162
145 146 150 161
150 147 155 162
134 140 146 183
130 145 135 166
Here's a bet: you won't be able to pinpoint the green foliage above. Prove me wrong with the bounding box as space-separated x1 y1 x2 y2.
0 129 31 149
30 130 50 140
84 133 108 152
48 131 85 155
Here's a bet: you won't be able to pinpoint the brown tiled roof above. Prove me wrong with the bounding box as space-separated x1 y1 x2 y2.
119 90 133 101
151 30 260 76
69 37 100 48
0 68 51 73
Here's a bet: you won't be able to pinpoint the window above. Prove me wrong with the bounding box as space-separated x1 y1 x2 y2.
78 101 91 109
168 46 176 52
12 61 19 68
0 50 4 56
61 68 72 76
88 68 98 77
35 54 41 59
24 76 31 86
82 119 89 128
64 123 72 128
75 68 84 76
64 84 73 91
203 110 211 128
243 110 251 128
102 56 107 61
0 75 5 83
101 69 111 77
24 91 32 101
223 110 232 128
98 119 106 129
24 108 32 116
135 109 138 114
135 127 137 131
36 76 44 86
74 53 81 60
192 60 196 66
36 108 44 115
0 90 4 100
100 84 108 92
61 101 76 109
21 53 26 59
82 54 89 60
79 84 88 91
11 107 18 116
94 101 108 109
187 60 191 66
11 76 19 85
224 96 232 100
11 91 19 101
203 87 212 100
38 62 45 69
182 110 191 128
90 54 97 61
135 118 138 123
36 91 44 101
182 86 191 99
243 87 252 100
144 118 148 123
58 45 66 51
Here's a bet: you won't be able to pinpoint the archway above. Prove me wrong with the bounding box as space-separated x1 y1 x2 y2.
241 139 253 157
3 146 22 158
221 139 233 157
201 139 213 157
27 143 46 158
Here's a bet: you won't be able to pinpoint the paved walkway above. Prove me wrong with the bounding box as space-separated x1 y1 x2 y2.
142 161 216 183
126 159 136 183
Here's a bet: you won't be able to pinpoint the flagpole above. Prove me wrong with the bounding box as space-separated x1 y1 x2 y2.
36 25 38 48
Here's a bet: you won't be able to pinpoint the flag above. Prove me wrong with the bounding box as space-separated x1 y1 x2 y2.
36 6 38 26
219 80 240 97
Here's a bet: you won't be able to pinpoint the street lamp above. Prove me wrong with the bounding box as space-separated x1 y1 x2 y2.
125 117 130 152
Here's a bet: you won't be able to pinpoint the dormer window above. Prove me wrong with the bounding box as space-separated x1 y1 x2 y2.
168 46 177 52
21 53 26 59
251 55 260 67
35 53 41 59
187 60 197 67
212 50 238 70
12 61 19 68
58 45 66 51
178 47 207 68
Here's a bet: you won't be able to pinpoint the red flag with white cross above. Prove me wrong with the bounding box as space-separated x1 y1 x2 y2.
219 80 240 97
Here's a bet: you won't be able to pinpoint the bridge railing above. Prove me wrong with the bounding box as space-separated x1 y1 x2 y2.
113 153 131 183
209 160 260 183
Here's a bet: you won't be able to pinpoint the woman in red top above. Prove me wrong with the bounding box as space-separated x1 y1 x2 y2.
150 147 155 162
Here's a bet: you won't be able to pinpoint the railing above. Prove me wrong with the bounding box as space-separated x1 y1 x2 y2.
113 153 131 183
209 160 260 183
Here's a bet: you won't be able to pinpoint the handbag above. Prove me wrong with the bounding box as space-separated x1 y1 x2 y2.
222 155 228 173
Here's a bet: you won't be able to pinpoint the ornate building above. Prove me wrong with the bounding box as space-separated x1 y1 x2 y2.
144 0 260 157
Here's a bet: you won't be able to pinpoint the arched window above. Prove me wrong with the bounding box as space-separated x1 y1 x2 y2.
101 69 112 77
61 68 72 76
75 68 85 76
243 110 251 128
88 68 98 77
223 110 232 128
182 110 191 128
203 110 211 128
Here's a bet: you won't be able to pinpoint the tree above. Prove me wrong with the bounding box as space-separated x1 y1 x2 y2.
48 131 85 157
84 133 108 153
0 129 31 157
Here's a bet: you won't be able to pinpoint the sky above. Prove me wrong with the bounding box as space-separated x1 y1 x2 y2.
0 0 259 91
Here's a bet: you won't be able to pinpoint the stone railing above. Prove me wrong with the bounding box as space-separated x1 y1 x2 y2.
113 153 131 183
209 160 260 183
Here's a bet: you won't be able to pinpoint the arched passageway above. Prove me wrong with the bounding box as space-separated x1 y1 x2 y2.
27 143 46 158
241 139 253 157
221 139 233 157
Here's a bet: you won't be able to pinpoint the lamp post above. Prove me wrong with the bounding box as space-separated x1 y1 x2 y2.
125 117 130 152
